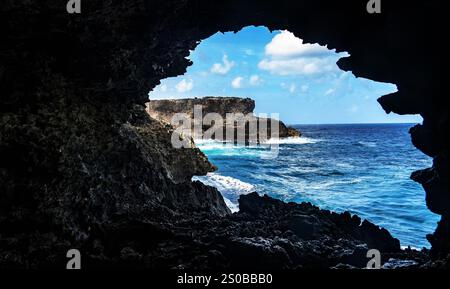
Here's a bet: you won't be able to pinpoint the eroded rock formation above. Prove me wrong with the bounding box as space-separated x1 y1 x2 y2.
137 193 405 269
0 0 446 268
147 97 257 123
146 97 301 142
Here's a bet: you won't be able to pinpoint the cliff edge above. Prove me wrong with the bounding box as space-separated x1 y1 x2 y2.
146 97 301 142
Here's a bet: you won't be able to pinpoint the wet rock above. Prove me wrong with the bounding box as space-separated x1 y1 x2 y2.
382 259 419 269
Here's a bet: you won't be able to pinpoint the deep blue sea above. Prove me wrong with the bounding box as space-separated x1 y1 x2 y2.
193 123 440 248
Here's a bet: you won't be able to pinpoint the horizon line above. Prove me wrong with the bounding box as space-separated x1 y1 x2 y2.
287 122 421 125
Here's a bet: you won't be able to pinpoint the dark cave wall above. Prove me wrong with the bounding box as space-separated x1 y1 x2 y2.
0 0 447 265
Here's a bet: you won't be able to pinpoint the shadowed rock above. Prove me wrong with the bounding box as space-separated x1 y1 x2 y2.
0 0 446 268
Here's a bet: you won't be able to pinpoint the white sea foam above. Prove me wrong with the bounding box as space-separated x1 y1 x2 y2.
260 136 321 145
193 173 255 212
308 178 364 190
223 197 239 213
194 139 266 157
194 173 255 194
195 137 320 148
401 245 421 251
357 141 377 147
193 138 224 146
335 162 354 169
194 139 248 150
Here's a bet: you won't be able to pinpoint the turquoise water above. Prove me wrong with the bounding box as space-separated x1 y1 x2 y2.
193 123 440 248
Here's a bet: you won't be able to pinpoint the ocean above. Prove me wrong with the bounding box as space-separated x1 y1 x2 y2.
193 123 440 249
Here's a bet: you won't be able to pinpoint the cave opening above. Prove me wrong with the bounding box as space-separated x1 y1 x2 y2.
1 0 446 270
147 26 438 249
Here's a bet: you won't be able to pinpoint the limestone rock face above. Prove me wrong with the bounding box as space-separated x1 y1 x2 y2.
147 97 256 123
0 0 446 268
146 97 301 141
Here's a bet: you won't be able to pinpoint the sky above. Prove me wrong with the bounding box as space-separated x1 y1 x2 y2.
149 26 422 124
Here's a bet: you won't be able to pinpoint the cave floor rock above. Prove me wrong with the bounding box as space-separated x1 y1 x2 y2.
79 193 432 270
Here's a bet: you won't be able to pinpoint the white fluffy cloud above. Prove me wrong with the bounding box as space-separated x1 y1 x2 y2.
211 54 235 75
231 76 244 88
265 30 331 59
175 79 193 93
259 30 342 76
259 58 336 75
325 88 335 95
249 75 262 86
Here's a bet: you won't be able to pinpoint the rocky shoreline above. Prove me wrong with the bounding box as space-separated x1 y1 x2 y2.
0 103 430 269
67 192 440 269
1 0 448 270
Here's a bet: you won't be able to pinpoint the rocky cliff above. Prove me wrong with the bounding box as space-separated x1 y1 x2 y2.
147 97 256 122
0 0 447 269
146 97 301 142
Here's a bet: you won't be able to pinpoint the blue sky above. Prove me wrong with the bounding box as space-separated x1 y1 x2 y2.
149 26 422 124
